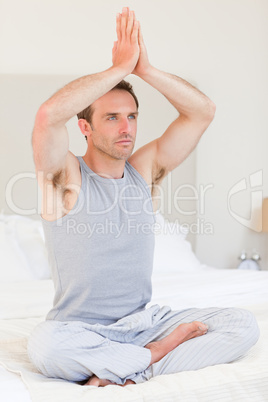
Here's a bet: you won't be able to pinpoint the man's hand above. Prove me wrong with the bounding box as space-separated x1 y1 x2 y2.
112 7 140 76
132 22 151 77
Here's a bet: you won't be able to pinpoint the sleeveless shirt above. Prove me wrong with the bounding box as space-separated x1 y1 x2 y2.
41 156 156 325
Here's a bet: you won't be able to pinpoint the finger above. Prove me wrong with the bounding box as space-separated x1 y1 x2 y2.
112 41 118 54
138 23 146 50
138 22 144 45
116 13 121 41
131 19 139 43
121 7 128 38
126 10 134 37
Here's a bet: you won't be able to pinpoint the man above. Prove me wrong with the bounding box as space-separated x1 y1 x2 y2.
27 7 259 387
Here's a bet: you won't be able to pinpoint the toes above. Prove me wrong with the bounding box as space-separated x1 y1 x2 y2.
84 375 100 386
99 379 115 387
193 321 209 332
84 376 115 387
181 321 208 340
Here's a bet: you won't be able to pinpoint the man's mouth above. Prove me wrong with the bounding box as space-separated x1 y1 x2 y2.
116 139 132 144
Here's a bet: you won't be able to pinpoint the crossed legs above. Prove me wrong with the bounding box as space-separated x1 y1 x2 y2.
27 306 260 386
85 320 208 386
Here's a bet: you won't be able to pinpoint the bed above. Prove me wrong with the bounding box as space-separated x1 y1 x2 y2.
0 212 268 402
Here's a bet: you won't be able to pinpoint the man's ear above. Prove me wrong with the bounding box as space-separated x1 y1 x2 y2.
78 119 92 138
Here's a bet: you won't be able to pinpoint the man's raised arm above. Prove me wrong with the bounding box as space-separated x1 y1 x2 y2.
32 7 139 177
130 22 216 181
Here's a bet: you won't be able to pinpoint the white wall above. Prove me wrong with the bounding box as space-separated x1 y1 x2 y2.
194 0 268 269
1 0 267 269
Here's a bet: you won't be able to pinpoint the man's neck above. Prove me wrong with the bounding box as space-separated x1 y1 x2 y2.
82 152 126 180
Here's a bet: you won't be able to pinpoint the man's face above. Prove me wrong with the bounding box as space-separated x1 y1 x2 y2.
89 89 138 161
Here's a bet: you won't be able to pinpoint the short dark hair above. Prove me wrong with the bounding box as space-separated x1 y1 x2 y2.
77 80 139 142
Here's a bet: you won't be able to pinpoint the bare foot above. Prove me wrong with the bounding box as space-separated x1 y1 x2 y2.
84 375 114 387
83 375 135 387
145 321 208 365
81 321 208 386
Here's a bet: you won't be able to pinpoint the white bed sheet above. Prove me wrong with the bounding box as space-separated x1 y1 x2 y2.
150 265 268 310
0 266 268 402
0 365 30 402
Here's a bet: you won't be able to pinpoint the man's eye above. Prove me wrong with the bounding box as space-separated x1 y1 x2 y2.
108 116 116 120
128 115 136 119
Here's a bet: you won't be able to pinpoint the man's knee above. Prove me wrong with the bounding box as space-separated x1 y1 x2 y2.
28 321 73 379
239 308 260 346
28 322 57 367
226 307 260 349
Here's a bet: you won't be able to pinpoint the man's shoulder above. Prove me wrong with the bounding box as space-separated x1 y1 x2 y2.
128 150 153 187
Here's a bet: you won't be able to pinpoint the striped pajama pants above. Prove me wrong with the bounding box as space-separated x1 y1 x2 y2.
27 305 260 385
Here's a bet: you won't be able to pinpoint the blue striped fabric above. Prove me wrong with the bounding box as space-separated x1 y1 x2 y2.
27 304 259 385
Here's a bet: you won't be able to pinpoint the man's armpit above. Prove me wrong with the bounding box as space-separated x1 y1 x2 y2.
152 162 166 184
52 169 67 189
151 162 167 197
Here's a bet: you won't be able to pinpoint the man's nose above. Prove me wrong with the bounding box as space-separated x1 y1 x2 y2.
119 118 131 133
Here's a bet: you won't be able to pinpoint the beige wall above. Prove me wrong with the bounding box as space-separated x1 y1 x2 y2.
1 0 267 269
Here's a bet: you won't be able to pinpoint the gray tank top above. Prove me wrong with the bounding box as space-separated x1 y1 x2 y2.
42 156 155 325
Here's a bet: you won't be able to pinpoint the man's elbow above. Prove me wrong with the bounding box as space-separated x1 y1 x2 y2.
35 103 52 129
35 99 63 129
196 100 216 134
205 100 216 122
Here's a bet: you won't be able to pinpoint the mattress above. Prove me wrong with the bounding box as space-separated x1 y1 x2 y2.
0 266 268 402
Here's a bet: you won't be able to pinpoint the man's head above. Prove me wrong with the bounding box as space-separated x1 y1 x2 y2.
77 80 139 139
77 80 139 161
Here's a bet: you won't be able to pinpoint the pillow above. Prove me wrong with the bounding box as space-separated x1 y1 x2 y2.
153 213 201 273
154 212 189 239
0 213 51 282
